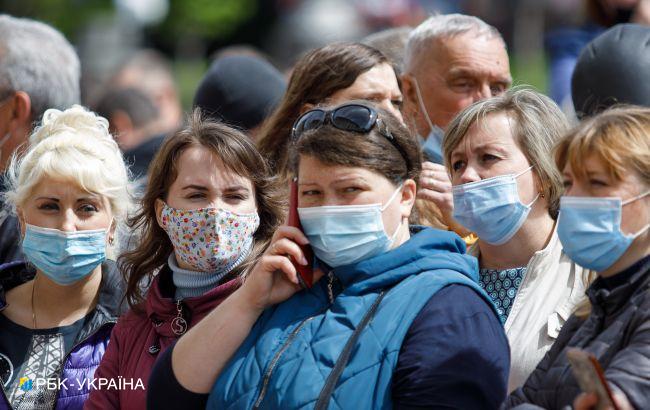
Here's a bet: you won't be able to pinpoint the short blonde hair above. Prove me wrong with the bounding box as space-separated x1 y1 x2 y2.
4 105 131 223
443 87 568 218
555 106 650 187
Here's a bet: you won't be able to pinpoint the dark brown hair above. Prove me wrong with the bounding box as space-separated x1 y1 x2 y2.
290 102 421 188
257 42 397 180
120 109 285 309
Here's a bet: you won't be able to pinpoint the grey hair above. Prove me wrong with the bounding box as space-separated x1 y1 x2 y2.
0 15 80 122
405 14 503 72
443 87 568 219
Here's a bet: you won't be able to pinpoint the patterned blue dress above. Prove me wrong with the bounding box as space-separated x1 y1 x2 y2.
478 267 527 324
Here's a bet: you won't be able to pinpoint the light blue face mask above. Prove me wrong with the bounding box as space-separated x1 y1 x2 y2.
22 224 107 285
298 186 403 268
413 77 444 164
452 166 539 245
557 192 650 272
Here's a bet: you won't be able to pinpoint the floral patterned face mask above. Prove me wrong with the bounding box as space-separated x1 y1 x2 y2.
160 203 260 273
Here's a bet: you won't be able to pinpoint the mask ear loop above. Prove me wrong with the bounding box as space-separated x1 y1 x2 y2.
381 184 406 245
380 184 404 212
412 77 436 135
513 165 539 207
622 190 650 239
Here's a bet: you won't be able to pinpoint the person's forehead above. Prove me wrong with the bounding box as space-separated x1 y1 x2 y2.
174 146 250 187
424 34 510 77
347 64 399 93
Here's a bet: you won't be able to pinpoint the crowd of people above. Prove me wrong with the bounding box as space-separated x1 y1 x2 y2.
0 10 648 410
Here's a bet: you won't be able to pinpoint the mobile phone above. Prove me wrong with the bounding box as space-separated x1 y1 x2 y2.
566 348 620 410
288 177 314 288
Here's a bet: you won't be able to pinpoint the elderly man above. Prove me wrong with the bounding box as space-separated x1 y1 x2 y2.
402 14 512 233
0 14 80 263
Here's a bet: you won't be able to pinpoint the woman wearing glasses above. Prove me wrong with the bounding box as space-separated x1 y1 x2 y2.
505 106 650 410
147 102 510 409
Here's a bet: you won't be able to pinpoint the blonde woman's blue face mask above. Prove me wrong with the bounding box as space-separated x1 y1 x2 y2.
18 178 114 284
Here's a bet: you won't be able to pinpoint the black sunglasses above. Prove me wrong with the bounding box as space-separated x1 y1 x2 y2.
291 103 410 167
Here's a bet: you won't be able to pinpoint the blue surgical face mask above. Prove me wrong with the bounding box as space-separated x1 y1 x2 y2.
557 192 650 272
413 77 444 164
22 224 107 285
298 186 403 268
452 166 539 245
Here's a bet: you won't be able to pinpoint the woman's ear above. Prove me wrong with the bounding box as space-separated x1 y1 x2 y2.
107 219 117 245
154 199 166 229
399 179 417 220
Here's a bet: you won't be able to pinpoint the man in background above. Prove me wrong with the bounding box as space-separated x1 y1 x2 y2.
0 14 81 263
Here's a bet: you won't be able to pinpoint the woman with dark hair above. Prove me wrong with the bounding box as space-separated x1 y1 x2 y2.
257 42 404 180
85 111 284 410
147 102 509 409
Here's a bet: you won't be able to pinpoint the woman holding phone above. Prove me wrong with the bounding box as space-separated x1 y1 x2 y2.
147 102 510 409
506 106 650 409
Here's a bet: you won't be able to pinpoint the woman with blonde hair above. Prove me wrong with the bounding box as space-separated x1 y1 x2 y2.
443 87 593 391
506 106 650 409
0 105 130 409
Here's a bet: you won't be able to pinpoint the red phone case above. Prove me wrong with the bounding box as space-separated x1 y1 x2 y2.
288 178 314 288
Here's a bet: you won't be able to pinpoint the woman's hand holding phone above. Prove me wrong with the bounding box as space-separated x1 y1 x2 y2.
239 226 322 313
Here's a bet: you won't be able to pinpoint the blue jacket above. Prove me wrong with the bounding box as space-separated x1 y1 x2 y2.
208 227 502 409
0 260 124 410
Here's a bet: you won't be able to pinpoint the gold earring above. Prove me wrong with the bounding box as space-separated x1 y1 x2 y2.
108 236 115 245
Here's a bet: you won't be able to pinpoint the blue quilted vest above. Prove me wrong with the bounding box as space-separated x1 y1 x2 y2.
208 227 497 409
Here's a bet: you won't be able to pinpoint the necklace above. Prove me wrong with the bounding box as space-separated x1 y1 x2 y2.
31 279 37 329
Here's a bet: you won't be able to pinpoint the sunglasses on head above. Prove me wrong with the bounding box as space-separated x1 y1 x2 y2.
291 103 410 167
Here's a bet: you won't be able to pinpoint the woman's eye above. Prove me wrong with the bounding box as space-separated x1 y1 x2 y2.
391 99 403 108
482 154 499 162
562 180 573 189
187 192 205 200
452 160 465 172
78 204 98 213
343 187 361 193
225 194 247 201
589 179 607 187
38 203 59 211
302 190 320 196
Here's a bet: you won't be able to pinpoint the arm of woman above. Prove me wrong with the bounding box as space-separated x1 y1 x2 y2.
147 226 318 401
392 285 510 409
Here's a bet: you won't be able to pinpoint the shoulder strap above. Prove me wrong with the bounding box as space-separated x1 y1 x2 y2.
314 290 387 410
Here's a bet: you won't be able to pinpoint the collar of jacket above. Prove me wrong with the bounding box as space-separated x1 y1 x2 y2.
330 225 479 296
0 259 125 341
587 255 650 317
145 264 241 338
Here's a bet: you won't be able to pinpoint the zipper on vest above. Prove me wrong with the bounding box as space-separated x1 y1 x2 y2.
327 271 335 304
252 273 338 409
252 314 318 409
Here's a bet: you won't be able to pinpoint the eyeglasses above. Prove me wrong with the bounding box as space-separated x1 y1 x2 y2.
291 103 410 167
